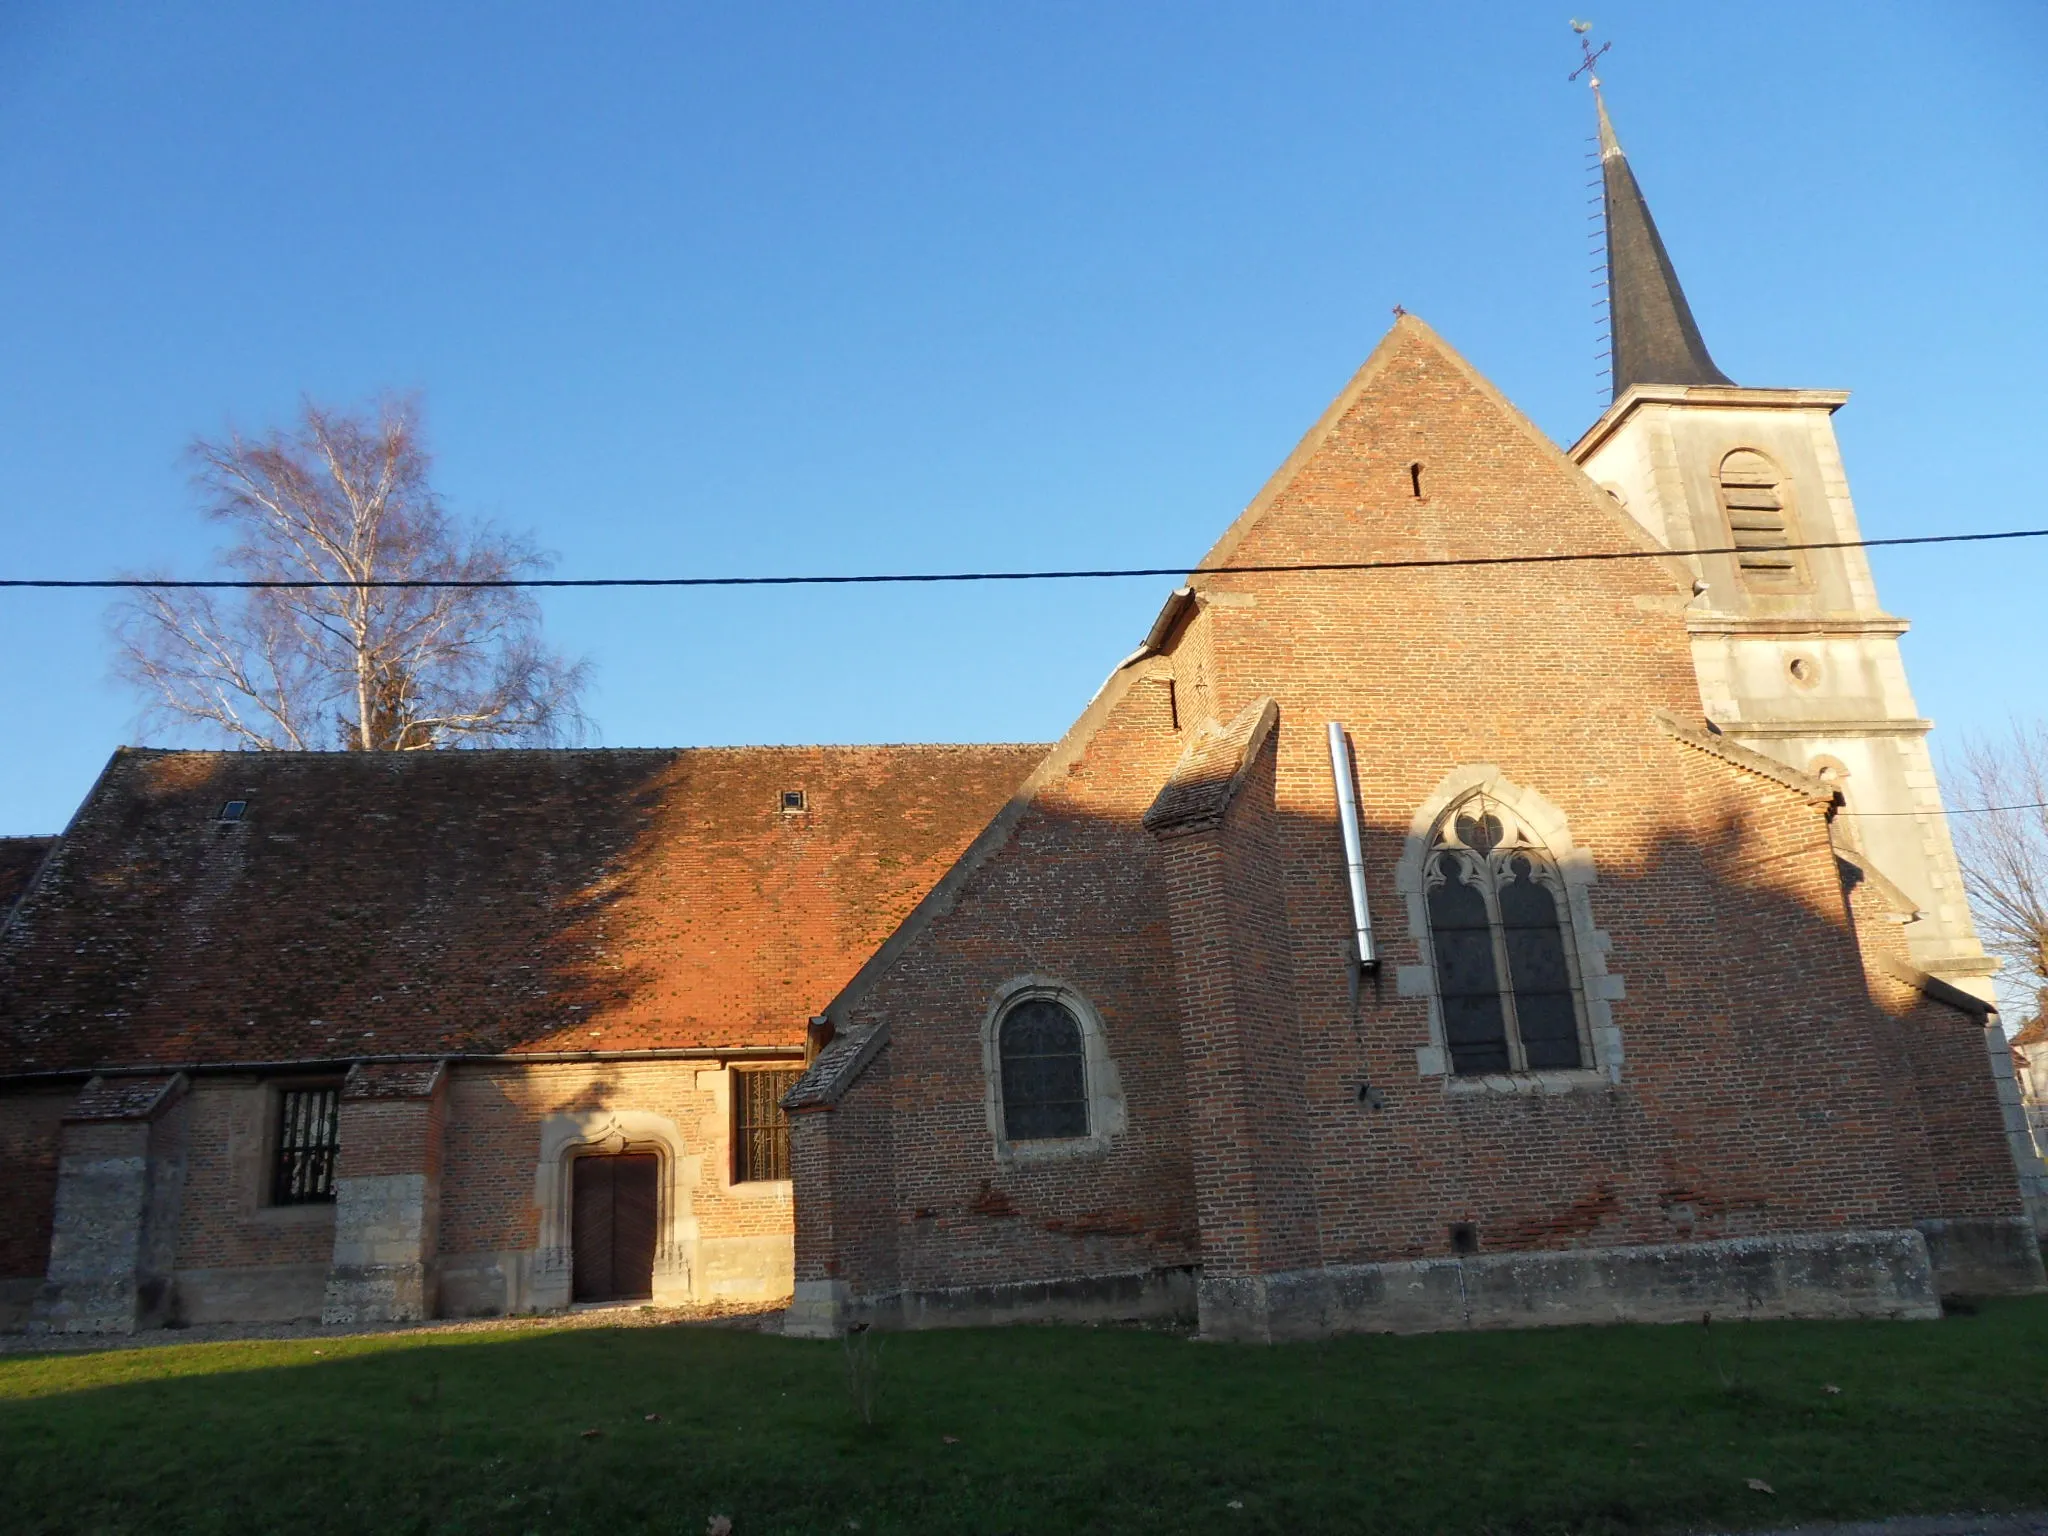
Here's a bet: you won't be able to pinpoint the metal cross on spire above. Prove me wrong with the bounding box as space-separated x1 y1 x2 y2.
1568 19 1610 88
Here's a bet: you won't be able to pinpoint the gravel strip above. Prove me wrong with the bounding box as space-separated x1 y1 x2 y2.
0 1297 786 1356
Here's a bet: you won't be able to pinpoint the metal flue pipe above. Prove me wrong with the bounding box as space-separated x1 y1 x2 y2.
1326 721 1378 970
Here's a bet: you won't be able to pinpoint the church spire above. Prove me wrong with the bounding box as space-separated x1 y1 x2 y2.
1595 87 1734 399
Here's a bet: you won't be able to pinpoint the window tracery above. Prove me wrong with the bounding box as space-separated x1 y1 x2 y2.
1423 795 1589 1076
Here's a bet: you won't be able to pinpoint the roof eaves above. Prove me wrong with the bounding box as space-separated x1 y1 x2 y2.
783 1023 890 1112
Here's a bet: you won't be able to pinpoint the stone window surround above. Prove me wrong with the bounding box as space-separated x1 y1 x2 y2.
1393 767 1627 1094
252 1074 345 1221
533 1108 702 1307
981 974 1128 1166
703 1065 799 1202
1716 445 1812 594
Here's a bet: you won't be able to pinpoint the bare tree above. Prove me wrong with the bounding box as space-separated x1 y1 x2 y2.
1950 720 2048 1024
112 397 588 751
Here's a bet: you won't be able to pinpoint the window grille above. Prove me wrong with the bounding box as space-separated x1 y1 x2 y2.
1424 797 1589 1076
1717 450 1804 586
733 1068 801 1182
271 1085 341 1204
999 998 1089 1141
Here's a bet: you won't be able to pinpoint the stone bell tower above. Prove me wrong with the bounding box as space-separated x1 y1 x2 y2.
1568 89 1996 1000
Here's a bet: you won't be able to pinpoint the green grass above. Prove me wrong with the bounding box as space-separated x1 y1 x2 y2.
5 1301 2048 1536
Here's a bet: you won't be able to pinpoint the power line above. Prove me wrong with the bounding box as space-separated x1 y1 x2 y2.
2 525 2043 592
1841 801 2048 818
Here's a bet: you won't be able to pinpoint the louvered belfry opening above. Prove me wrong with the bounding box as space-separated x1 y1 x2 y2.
271 1085 341 1205
570 1153 659 1303
1717 449 1804 586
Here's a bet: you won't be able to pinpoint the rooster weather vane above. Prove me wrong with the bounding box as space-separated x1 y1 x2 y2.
1568 19 1610 88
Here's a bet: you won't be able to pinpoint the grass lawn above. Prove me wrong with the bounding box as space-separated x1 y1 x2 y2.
5 1300 2048 1536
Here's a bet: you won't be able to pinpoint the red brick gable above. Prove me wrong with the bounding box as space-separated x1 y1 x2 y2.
1194 313 1689 585
0 744 1043 1075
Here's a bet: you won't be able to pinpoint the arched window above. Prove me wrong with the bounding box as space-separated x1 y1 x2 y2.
998 997 1089 1141
1717 449 1805 588
1424 796 1588 1076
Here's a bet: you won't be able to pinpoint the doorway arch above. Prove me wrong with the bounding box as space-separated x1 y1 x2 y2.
532 1109 700 1310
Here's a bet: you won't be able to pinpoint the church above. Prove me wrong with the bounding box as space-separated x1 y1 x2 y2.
2 92 2040 1339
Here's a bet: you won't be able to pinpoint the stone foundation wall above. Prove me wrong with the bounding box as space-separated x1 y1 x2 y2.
806 1231 1948 1343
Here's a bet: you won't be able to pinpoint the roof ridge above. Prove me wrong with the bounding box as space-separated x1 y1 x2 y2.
110 741 1053 762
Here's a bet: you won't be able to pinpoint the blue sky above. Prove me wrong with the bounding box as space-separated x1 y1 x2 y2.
1 2 2042 834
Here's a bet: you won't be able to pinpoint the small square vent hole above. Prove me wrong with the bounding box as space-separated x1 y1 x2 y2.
1449 1222 1479 1256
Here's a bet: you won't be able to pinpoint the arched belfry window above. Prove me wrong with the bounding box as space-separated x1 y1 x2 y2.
1424 795 1589 1075
1717 449 1806 588
998 996 1089 1141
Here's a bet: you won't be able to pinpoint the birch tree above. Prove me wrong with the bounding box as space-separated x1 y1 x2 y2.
111 397 587 751
1950 720 2048 1024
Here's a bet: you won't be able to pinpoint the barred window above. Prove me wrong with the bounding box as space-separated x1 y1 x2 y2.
733 1068 801 1183
271 1085 341 1205
998 998 1088 1141
1424 796 1589 1076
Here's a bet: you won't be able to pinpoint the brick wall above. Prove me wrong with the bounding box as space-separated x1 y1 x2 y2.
171 1079 335 1274
829 666 1202 1298
794 318 2024 1316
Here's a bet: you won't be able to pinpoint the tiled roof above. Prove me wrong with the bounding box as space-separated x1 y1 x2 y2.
0 744 1044 1075
0 837 56 916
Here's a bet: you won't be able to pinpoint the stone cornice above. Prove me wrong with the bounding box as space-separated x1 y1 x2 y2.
1686 615 1910 638
1571 384 1852 462
1712 718 1934 739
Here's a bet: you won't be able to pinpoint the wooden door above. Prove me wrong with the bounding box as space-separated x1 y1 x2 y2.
571 1153 659 1303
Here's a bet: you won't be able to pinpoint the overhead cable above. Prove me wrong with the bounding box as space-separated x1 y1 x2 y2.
1 526 2043 591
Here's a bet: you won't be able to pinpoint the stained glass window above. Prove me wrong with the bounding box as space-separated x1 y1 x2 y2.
1424 798 1588 1076
999 998 1088 1141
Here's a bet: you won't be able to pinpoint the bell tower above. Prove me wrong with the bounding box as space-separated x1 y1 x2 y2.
1567 86 1996 999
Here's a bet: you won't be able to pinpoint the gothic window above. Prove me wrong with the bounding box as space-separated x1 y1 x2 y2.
998 996 1089 1141
1424 797 1589 1076
1717 449 1806 588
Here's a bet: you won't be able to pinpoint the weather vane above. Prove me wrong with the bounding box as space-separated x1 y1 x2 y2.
1568 19 1609 89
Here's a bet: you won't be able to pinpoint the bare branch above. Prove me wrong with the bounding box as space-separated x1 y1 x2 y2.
107 395 590 754
1948 719 2048 1024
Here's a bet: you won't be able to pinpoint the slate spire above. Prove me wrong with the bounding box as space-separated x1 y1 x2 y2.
1597 89 1733 399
